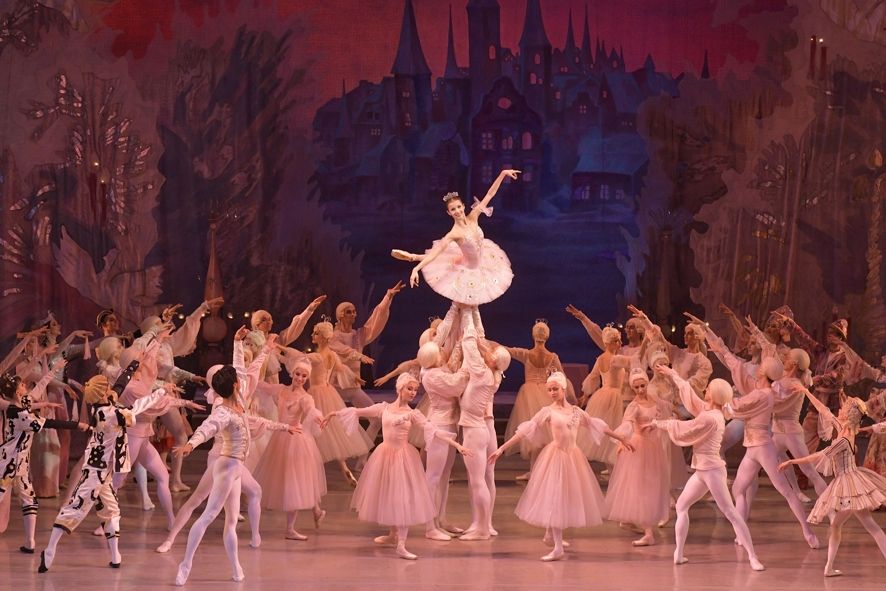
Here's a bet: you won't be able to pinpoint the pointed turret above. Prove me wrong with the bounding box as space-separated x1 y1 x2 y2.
701 49 711 79
619 45 625 70
468 0 501 111
608 46 619 71
444 5 464 79
564 9 576 53
580 4 592 67
518 0 550 49
644 53 655 71
595 38 607 70
391 0 430 76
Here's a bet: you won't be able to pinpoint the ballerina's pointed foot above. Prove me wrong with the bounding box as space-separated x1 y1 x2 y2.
673 551 689 566
285 530 308 541
237 513 245 522
541 549 565 562
391 249 416 262
489 526 498 536
824 568 842 577
344 469 358 488
20 545 35 554
425 529 452 541
396 545 418 560
805 532 820 549
441 523 464 535
314 509 326 530
38 549 53 573
632 534 655 547
797 491 812 503
749 556 765 571
143 501 155 511
156 540 173 553
170 482 191 493
92 525 105 536
250 534 262 548
175 562 191 586
459 529 491 541
232 565 245 582
515 471 531 482
109 561 121 568
374 534 396 546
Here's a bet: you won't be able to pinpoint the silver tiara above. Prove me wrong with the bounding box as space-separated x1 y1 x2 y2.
442 192 460 203
320 314 332 323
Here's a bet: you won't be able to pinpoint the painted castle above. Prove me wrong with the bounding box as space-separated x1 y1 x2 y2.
312 0 687 214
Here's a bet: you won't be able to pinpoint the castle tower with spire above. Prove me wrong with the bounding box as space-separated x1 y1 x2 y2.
580 5 593 72
434 5 470 127
467 0 502 114
392 0 431 136
518 0 552 117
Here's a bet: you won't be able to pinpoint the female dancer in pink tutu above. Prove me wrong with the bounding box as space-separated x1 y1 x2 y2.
304 321 372 486
391 169 518 314
580 327 632 468
502 320 571 480
324 373 471 560
606 368 672 547
781 392 886 577
252 357 327 541
489 372 632 562
650 366 765 571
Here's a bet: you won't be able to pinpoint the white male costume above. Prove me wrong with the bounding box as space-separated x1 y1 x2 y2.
418 342 468 538
329 293 396 443
457 307 507 540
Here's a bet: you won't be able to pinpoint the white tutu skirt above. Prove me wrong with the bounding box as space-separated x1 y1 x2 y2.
605 431 670 526
309 384 372 462
252 430 327 512
579 386 623 464
350 442 436 526
505 382 551 458
515 443 606 529
421 238 513 305
808 468 886 523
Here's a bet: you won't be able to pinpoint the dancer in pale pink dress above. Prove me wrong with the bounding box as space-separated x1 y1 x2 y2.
503 321 571 478
650 366 765 571
606 368 672 546
489 372 631 561
782 394 886 577
252 357 327 541
304 321 372 486
324 373 471 560
580 326 631 467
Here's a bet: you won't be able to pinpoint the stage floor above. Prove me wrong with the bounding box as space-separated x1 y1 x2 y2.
3 453 885 590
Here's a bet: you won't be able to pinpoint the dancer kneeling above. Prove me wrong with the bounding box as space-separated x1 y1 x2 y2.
649 366 765 571
324 373 471 560
489 372 632 561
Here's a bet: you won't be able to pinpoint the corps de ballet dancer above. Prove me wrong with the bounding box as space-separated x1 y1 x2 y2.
0 361 87 554
38 371 191 573
324 373 471 560
605 368 672 547
650 366 765 571
157 328 276 553
173 365 298 585
490 371 632 561
782 393 886 577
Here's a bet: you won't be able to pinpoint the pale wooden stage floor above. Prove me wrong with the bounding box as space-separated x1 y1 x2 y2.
3 452 885 590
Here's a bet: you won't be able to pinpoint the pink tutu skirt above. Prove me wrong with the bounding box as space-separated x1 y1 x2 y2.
808 468 886 524
505 381 551 458
579 386 623 464
309 384 372 462
421 238 513 305
515 443 606 529
252 430 327 512
605 431 670 526
350 442 436 526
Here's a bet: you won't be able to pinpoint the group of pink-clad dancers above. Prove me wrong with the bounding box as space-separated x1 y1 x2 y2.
3 169 886 583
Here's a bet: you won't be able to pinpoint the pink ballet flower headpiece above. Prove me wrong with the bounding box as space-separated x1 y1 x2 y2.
471 197 493 217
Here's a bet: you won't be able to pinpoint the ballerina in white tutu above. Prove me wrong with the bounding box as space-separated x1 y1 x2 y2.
780 393 886 577
323 373 471 560
489 372 632 562
391 169 519 310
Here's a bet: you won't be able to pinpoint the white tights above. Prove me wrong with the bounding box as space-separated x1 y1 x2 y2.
177 456 243 584
112 435 174 528
732 442 817 544
461 421 497 537
425 423 457 530
675 467 759 565
773 432 828 495
161 453 262 550
825 510 886 574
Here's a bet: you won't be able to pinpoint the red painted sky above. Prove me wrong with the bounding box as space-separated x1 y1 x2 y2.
94 0 787 123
